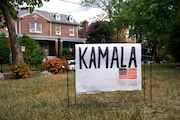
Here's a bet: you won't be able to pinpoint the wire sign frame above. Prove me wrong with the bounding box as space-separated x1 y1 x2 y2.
66 44 153 108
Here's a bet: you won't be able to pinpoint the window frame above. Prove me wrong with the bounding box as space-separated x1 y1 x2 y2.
56 24 61 35
69 26 74 36
29 22 42 33
55 14 60 21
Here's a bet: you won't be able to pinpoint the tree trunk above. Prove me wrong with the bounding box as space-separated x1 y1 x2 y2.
0 2 24 64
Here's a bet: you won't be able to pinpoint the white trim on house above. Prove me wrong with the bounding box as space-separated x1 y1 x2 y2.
19 21 21 34
19 11 51 21
18 34 87 43
50 21 52 36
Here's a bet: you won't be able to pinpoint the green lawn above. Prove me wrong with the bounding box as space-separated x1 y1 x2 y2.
0 64 179 120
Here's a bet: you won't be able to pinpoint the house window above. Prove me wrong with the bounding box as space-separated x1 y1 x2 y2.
68 15 73 22
55 14 60 20
56 24 61 35
30 22 42 33
69 26 74 36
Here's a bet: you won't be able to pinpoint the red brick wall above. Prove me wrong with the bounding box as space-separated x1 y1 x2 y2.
78 20 88 38
19 13 78 38
51 23 78 38
0 28 8 34
20 13 50 36
0 19 16 35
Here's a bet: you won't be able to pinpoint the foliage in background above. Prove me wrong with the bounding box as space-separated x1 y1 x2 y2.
19 34 45 66
0 64 9 73
30 46 45 71
8 62 31 79
61 48 69 58
116 0 179 62
0 0 50 64
87 21 112 43
113 0 178 61
0 33 10 64
45 58 67 74
166 7 180 62
82 0 180 62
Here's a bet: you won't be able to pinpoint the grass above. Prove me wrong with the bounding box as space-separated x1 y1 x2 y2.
0 64 179 120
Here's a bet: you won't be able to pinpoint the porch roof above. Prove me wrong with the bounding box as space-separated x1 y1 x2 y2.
19 34 87 43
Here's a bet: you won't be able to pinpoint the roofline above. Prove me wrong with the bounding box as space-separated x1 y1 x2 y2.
18 11 50 21
51 21 79 26
18 10 79 25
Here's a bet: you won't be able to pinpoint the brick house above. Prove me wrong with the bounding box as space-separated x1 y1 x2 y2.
78 20 89 39
0 9 87 59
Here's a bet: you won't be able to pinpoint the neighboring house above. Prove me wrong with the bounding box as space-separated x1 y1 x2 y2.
112 27 136 43
119 28 136 43
78 20 89 39
0 9 87 59
78 21 136 43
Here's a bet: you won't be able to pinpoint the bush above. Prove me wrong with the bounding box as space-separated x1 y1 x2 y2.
0 33 10 64
19 34 45 65
45 58 67 74
0 64 10 73
61 48 69 58
30 64 45 72
164 54 174 62
29 46 45 71
31 47 45 65
8 63 32 79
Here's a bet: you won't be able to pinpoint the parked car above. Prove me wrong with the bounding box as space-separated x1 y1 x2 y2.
68 59 75 70
141 60 154 64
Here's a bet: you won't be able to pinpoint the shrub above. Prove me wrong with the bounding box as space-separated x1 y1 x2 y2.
8 63 32 79
45 58 67 74
0 64 10 73
164 54 174 62
31 47 45 65
30 64 45 72
0 33 10 64
29 46 45 72
61 48 69 58
19 34 45 65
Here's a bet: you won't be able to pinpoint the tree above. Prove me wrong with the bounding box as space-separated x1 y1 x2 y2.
82 0 180 62
114 0 180 62
87 21 113 43
0 0 49 64
166 0 180 62
81 0 117 21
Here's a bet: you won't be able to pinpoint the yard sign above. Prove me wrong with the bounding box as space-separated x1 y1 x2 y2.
75 44 142 94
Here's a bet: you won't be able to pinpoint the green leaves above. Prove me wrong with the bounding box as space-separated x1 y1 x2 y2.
19 34 45 65
82 0 180 61
87 21 113 43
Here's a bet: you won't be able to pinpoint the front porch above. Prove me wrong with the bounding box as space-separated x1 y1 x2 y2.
26 35 87 59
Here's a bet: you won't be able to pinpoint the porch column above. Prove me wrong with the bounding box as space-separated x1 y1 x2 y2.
55 38 63 58
58 38 61 58
60 40 63 57
55 39 58 57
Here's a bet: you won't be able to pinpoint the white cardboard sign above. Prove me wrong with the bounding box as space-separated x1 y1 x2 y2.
75 44 141 94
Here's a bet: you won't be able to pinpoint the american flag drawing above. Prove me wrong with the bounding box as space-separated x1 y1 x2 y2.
119 68 137 79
